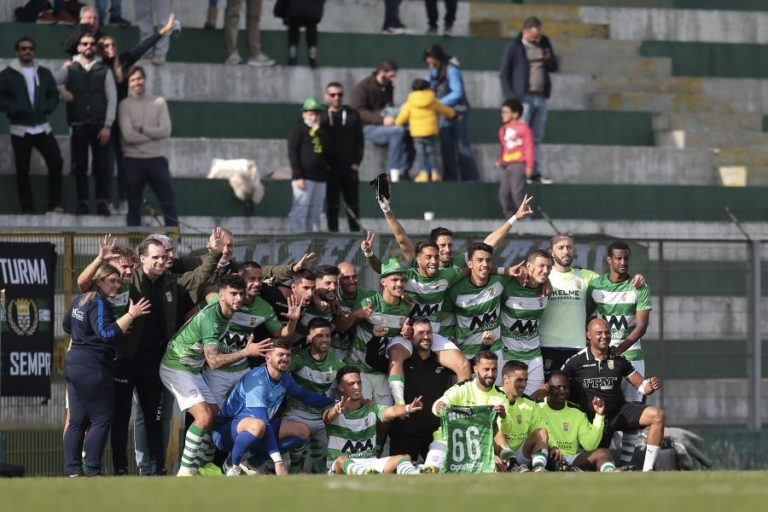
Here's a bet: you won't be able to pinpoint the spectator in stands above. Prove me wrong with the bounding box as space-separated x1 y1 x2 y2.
224 0 275 67
62 263 150 476
499 17 557 184
425 0 456 36
288 97 328 233
424 44 479 182
382 0 409 35
135 1 171 65
495 98 534 218
0 37 64 214
351 59 410 181
31 1 75 24
395 78 454 183
275 0 325 68
96 0 131 26
320 81 364 232
205 0 220 29
56 32 117 216
63 5 104 56
118 66 177 227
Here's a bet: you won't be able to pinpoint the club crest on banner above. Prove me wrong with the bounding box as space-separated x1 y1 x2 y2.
7 297 39 336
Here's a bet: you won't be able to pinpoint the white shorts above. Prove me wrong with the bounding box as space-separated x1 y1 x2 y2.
387 333 459 355
424 440 447 470
203 368 248 408
329 456 391 474
495 352 544 396
622 360 645 403
159 364 217 412
361 371 393 406
283 409 327 439
511 445 532 466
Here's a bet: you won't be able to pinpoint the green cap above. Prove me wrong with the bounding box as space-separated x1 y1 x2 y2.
380 258 407 277
301 97 323 112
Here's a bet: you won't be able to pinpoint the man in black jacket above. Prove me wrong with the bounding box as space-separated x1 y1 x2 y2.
499 17 557 183
320 82 364 233
288 97 328 233
0 37 63 213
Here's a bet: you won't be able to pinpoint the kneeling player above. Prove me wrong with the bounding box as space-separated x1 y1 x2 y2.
324 366 422 475
495 360 549 472
538 371 616 472
213 338 335 476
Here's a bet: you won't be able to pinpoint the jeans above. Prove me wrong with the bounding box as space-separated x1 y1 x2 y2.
135 0 170 58
96 0 122 20
70 124 110 205
522 94 548 177
10 132 63 211
363 124 408 173
425 0 457 29
382 0 403 29
225 0 263 57
289 179 326 233
414 136 438 174
439 112 479 182
124 156 178 226
326 164 360 232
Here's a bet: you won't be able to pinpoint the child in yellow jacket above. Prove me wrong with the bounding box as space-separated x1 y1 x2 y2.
396 79 455 182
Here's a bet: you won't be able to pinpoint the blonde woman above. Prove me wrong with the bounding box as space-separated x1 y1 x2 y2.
62 264 150 476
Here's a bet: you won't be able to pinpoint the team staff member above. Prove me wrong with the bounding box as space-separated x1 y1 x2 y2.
389 317 454 462
62 264 150 477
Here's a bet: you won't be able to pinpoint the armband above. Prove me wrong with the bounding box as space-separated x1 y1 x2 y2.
507 216 518 227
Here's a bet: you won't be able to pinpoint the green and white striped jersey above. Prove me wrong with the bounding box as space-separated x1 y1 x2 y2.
335 288 376 361
107 284 130 317
287 348 345 415
500 280 548 360
404 266 464 331
588 275 652 361
161 303 228 374
441 276 508 357
326 403 386 463
346 293 410 373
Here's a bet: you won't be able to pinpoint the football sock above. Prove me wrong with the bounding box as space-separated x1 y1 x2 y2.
341 459 369 475
532 449 548 469
643 444 660 472
388 375 405 404
180 424 205 470
231 432 260 465
620 431 638 465
600 461 617 472
395 457 418 474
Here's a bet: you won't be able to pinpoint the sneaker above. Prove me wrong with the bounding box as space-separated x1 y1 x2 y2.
539 176 554 185
381 27 408 35
444 25 453 37
247 54 275 67
419 465 440 474
426 26 438 35
225 465 243 477
225 52 242 66
616 465 636 472
532 465 547 473
151 55 166 65
176 467 197 477
75 202 89 215
238 458 265 475
37 10 57 24
413 170 429 183
96 201 111 216
108 16 131 26
513 464 531 473
430 171 443 182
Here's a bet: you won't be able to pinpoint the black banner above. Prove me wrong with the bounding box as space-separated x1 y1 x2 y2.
0 242 56 398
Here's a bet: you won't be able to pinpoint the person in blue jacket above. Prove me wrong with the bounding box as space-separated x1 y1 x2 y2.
62 263 150 476
424 44 479 182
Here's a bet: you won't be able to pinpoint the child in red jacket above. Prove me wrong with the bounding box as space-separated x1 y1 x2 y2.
496 98 534 218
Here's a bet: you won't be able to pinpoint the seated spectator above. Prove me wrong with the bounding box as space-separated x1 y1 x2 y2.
288 97 328 233
118 66 177 226
395 78 454 183
495 98 534 218
63 5 104 56
351 59 410 181
424 44 479 182
0 37 63 213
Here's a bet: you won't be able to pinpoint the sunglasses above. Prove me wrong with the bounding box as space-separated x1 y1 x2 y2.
328 92 343 98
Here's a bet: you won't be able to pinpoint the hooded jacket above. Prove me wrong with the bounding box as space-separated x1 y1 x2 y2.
499 33 558 101
0 58 59 134
394 89 455 138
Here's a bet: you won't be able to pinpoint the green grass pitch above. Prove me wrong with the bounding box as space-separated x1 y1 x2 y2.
1 472 767 512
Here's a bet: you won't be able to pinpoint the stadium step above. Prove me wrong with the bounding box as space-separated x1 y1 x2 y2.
471 18 609 40
0 176 766 222
653 112 764 133
2 136 725 186
589 92 736 113
640 41 768 78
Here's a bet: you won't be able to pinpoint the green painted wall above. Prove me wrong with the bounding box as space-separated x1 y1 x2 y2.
641 41 768 78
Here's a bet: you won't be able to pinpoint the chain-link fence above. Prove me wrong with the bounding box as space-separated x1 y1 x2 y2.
0 231 764 474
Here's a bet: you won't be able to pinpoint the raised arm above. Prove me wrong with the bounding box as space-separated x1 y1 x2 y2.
379 199 416 262
483 194 534 248
382 396 422 422
77 234 119 292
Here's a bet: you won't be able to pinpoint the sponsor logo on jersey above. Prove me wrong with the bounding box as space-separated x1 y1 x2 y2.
602 314 630 331
165 291 173 303
562 422 569 432
341 439 374 454
507 318 538 335
469 311 498 331
7 298 39 336
409 302 441 319
582 376 619 390
607 360 614 370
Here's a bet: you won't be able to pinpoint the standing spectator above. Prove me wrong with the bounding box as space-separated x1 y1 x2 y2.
135 0 171 65
278 0 324 68
98 13 177 213
35 1 76 24
224 0 275 67
63 6 104 56
0 37 64 214
56 32 117 216
288 97 328 233
496 98 534 218
96 0 131 25
351 59 409 181
382 0 409 35
499 17 558 184
118 66 177 227
204 0 219 29
62 263 150 476
425 0 456 36
320 82 364 232
425 44 479 182
395 78 454 183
